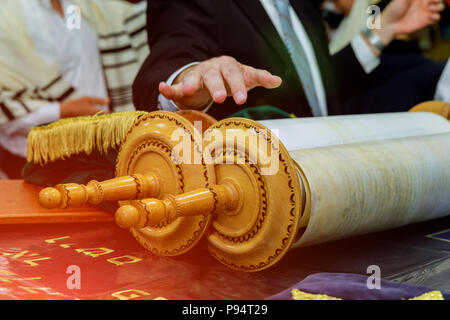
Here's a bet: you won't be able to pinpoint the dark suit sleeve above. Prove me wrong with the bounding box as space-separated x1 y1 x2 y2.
132 0 219 111
330 44 375 111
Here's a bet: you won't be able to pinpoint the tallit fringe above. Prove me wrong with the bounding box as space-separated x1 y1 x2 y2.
27 111 147 165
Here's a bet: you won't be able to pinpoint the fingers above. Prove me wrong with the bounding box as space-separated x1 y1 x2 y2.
159 69 203 101
427 0 445 23
202 67 228 103
428 1 445 12
260 72 283 89
244 66 283 90
159 81 184 100
217 57 281 104
158 56 282 107
429 12 442 22
182 70 203 97
427 0 443 23
219 58 247 104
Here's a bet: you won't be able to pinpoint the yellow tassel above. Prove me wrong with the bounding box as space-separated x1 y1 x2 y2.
26 111 148 165
409 291 444 300
291 289 342 300
291 288 445 300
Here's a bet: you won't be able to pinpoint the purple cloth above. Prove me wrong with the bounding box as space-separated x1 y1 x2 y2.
268 273 450 300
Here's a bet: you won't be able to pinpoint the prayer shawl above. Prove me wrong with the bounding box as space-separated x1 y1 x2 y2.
0 0 149 125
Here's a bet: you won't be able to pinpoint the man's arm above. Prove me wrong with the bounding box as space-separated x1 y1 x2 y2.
0 88 109 125
132 0 219 110
0 94 109 158
132 0 281 111
331 0 444 105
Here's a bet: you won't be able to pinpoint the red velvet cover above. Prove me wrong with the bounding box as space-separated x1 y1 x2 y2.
0 181 289 300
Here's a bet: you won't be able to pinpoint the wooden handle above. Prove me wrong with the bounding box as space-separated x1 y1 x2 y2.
39 173 160 209
409 101 450 120
115 182 240 229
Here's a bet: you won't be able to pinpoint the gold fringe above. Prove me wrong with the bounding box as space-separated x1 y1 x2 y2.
27 111 148 165
409 291 444 300
291 289 445 300
291 289 342 300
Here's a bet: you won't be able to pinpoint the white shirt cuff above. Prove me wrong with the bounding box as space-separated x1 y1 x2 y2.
351 34 381 74
434 59 450 103
157 62 214 113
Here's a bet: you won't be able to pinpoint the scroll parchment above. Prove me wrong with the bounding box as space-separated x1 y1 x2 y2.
289 133 450 247
260 112 450 151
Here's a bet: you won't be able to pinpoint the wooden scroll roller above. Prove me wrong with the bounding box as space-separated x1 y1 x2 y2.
409 101 450 120
114 103 450 271
115 181 241 229
37 105 222 209
39 102 450 267
39 173 161 209
38 110 217 256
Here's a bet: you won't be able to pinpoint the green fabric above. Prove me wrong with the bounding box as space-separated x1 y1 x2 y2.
230 106 293 120
22 149 117 187
22 149 119 213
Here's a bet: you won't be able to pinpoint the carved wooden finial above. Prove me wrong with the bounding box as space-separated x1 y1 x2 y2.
38 173 160 209
39 187 63 209
115 205 140 229
115 181 241 229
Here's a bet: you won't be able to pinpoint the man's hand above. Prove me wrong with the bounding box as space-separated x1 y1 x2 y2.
159 56 282 110
374 0 444 46
60 97 110 118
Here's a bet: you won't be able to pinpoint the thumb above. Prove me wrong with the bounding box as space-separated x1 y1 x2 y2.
243 66 282 90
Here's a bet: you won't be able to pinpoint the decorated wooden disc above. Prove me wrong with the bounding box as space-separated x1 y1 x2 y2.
409 101 450 120
176 109 218 132
203 118 303 272
115 111 216 256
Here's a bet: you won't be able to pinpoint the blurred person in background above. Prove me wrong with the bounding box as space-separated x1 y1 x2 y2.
321 0 449 111
0 0 148 179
